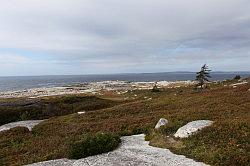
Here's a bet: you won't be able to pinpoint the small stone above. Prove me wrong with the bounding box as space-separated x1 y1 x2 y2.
77 111 86 115
155 118 168 129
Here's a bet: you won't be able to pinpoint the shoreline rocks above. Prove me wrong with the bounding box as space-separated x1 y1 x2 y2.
0 80 195 99
229 81 248 87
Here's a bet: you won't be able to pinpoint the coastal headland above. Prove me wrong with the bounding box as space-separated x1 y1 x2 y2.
0 78 249 166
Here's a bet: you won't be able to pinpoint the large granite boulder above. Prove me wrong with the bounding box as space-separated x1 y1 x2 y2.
174 120 213 138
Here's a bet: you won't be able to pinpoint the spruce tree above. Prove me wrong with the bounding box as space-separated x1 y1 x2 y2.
152 82 160 92
196 64 211 89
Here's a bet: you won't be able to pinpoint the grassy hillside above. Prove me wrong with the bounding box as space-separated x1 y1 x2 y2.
0 95 123 125
0 80 249 165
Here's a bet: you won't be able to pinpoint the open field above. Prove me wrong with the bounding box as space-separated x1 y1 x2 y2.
0 79 249 166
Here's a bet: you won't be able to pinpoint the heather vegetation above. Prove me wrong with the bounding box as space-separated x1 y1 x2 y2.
0 78 249 166
69 133 121 159
0 95 121 125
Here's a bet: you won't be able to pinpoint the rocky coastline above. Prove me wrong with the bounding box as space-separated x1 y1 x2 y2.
0 80 195 98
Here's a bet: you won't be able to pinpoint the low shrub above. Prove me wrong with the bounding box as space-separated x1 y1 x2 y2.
69 133 121 159
234 75 241 80
152 85 160 92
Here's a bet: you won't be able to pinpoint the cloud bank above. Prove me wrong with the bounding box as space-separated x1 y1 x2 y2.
0 0 250 75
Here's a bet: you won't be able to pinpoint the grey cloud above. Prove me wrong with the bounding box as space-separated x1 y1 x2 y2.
0 0 250 75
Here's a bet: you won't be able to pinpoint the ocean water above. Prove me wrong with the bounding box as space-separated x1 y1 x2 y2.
0 72 249 92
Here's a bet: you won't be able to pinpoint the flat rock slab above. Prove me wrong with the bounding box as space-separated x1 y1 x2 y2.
0 120 44 132
27 134 208 166
174 120 213 138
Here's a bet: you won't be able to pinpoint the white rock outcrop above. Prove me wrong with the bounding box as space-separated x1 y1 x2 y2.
0 80 195 99
174 120 213 138
0 120 44 132
229 81 248 87
155 118 168 129
27 134 207 166
77 111 85 115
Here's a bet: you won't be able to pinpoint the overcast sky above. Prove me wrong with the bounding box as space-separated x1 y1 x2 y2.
0 0 250 76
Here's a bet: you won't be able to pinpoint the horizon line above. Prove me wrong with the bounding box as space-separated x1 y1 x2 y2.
1 71 250 77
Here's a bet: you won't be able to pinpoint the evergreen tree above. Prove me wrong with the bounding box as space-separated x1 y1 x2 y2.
152 82 160 92
196 64 211 89
234 75 241 80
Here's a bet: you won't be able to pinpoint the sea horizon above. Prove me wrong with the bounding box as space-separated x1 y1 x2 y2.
0 71 249 92
1 71 250 78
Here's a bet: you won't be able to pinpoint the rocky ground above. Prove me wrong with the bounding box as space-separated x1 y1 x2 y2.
0 118 210 166
0 80 194 98
27 134 207 166
0 78 248 166
0 120 44 132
